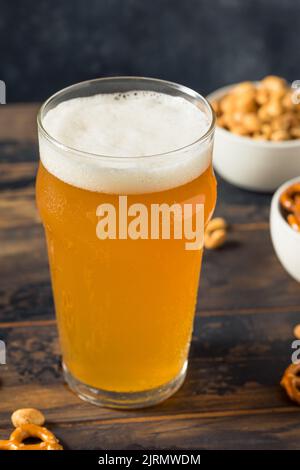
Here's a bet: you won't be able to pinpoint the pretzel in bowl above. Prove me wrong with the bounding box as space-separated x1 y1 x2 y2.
281 363 300 405
0 423 63 451
279 183 300 232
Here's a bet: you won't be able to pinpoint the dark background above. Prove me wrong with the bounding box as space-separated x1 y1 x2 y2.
1 0 299 102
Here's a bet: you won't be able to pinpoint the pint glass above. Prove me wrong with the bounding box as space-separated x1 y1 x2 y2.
36 78 216 408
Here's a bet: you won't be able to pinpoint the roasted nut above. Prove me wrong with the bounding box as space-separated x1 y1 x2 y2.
206 217 227 232
235 94 257 113
205 218 227 249
271 113 293 131
211 100 220 115
230 125 249 136
221 114 237 130
261 124 272 139
265 100 283 118
231 111 245 123
233 81 256 95
261 75 287 92
270 129 290 141
204 229 227 249
216 115 228 128
294 324 300 339
290 127 300 139
243 113 261 133
219 95 236 114
256 87 269 105
11 408 45 428
271 89 287 101
257 105 271 123
282 91 294 110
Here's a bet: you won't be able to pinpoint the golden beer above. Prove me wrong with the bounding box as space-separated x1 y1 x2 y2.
36 78 216 407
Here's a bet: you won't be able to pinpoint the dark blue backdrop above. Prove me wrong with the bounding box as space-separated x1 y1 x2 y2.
1 0 299 102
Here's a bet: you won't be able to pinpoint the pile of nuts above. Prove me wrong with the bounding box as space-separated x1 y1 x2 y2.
211 75 300 141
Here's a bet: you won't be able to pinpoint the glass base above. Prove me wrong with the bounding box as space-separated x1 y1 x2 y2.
63 361 187 409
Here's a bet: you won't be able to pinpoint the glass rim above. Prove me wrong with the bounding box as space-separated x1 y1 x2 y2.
37 76 215 161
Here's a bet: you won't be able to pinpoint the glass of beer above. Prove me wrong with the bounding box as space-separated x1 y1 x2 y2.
36 77 216 408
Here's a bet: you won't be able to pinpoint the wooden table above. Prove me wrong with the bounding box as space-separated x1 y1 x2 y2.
0 104 300 450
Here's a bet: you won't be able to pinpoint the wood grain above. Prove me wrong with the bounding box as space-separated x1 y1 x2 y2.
0 104 300 450
0 104 39 143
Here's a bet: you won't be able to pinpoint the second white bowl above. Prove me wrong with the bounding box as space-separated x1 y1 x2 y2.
270 176 300 282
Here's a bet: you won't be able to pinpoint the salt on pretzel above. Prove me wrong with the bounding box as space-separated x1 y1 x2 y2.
281 363 300 405
0 423 63 451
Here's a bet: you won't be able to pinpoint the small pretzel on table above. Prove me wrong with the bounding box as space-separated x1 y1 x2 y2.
281 363 300 405
0 423 63 451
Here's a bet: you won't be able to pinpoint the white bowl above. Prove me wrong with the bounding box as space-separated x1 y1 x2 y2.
270 176 300 282
207 84 300 192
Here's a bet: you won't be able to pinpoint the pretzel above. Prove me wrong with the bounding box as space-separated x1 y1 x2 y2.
0 423 63 450
280 183 300 212
279 183 300 232
287 214 300 232
281 363 300 405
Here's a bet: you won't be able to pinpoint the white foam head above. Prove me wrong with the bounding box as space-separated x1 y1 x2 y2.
39 90 213 194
